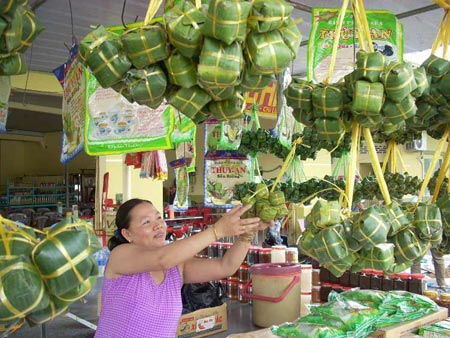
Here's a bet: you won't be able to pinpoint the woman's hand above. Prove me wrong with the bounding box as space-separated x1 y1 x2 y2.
213 204 260 239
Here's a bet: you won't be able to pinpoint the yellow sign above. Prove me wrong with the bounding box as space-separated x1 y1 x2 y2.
245 81 278 119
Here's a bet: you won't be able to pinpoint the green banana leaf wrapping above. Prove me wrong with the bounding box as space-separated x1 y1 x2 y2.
276 203 289 219
259 206 278 222
256 199 270 216
423 85 447 106
438 73 450 98
355 112 384 129
386 200 410 236
382 95 417 125
285 78 314 111
278 18 301 58
0 256 49 322
202 85 235 101
198 38 243 88
355 51 386 83
269 191 286 206
422 54 450 82
313 224 349 262
381 61 417 103
312 85 343 119
26 297 68 326
208 92 245 121
305 199 341 230
292 108 314 126
55 261 98 304
391 227 430 264
17 9 45 53
0 8 22 52
168 85 212 118
353 243 395 272
239 68 274 92
31 224 98 297
298 229 318 260
128 66 167 109
0 17 6 36
414 102 438 127
351 80 384 114
203 0 251 45
388 261 414 274
344 70 360 98
165 53 197 88
121 24 169 69
411 66 429 98
79 26 131 88
245 30 292 74
437 194 450 237
414 203 443 247
111 80 134 103
344 219 363 253
248 0 293 33
0 0 17 17
436 235 450 255
164 1 205 58
322 254 356 278
352 205 390 249
0 53 27 75
314 118 345 142
0 227 37 256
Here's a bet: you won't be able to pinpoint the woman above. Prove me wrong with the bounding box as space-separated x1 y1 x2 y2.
95 198 270 338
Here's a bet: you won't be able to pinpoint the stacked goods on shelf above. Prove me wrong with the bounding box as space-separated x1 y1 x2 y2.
0 214 101 329
298 199 443 277
0 0 45 75
78 0 300 123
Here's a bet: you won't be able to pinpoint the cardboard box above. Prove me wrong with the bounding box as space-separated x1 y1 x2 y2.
177 303 227 338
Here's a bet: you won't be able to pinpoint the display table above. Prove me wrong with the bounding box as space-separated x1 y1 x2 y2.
227 308 448 338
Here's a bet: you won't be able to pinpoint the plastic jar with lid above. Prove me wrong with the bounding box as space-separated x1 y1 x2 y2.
259 248 272 263
286 247 299 263
320 283 333 302
271 245 287 263
319 267 331 283
339 270 350 287
350 271 360 287
247 246 260 265
238 263 250 283
392 273 409 291
227 280 239 300
423 289 439 302
238 283 249 303
359 269 372 289
370 270 383 290
208 242 219 258
439 293 450 316
311 285 321 303
229 268 239 280
409 273 425 294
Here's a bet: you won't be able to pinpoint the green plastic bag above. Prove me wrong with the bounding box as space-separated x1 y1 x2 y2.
128 66 167 109
198 38 243 88
202 0 251 45
164 1 205 58
121 24 169 68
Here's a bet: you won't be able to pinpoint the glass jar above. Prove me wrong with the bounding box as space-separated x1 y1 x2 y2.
208 242 219 258
271 245 287 263
331 284 343 294
423 289 439 302
329 271 340 284
359 270 372 289
393 273 409 291
239 263 250 283
238 283 249 303
409 273 424 294
350 271 360 288
312 285 321 303
247 246 260 265
227 280 239 300
312 269 321 286
259 248 272 263
220 279 228 298
370 270 383 290
339 271 350 287
217 242 225 258
320 283 333 302
382 275 394 292
286 247 299 263
319 267 331 283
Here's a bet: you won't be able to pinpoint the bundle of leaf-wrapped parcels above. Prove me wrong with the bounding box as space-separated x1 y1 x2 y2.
78 0 301 123
0 0 45 75
271 289 439 338
298 199 444 277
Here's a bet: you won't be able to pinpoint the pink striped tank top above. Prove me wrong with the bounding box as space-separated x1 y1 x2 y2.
95 266 182 338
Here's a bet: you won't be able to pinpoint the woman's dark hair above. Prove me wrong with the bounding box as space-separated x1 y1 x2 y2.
107 198 152 251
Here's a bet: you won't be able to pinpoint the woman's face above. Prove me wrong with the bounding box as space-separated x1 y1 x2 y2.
123 202 167 248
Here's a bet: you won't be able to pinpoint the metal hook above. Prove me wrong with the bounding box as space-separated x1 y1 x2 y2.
121 0 129 29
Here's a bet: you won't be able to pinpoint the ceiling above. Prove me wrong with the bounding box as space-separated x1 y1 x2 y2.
6 0 444 134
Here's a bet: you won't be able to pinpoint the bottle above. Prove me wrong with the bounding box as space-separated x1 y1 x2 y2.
392 273 409 291
350 271 360 288
370 270 383 290
57 201 63 216
286 247 299 263
409 273 425 294
72 205 79 218
271 245 286 263
319 267 331 283
259 248 272 263
320 283 333 302
382 274 394 291
247 246 260 265
359 269 372 289
339 270 351 287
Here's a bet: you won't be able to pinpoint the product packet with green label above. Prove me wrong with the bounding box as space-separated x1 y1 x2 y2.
170 158 189 211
